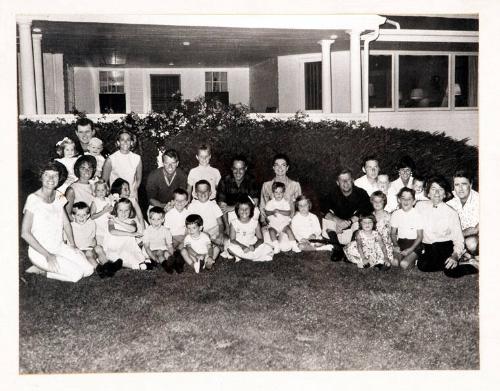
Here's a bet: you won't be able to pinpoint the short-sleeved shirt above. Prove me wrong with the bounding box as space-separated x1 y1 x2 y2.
291 212 322 241
390 208 423 240
265 198 291 231
354 175 379 197
187 165 221 199
146 168 187 205
143 225 173 251
187 200 223 231
260 177 301 214
71 219 96 250
184 232 212 255
323 185 373 220
446 189 479 231
164 208 189 236
231 218 258 246
216 174 260 206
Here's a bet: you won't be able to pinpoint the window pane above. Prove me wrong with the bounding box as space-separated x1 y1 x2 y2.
369 55 392 108
99 71 125 94
304 61 322 110
221 81 228 92
205 82 212 92
399 55 448 108
205 72 211 83
455 55 478 107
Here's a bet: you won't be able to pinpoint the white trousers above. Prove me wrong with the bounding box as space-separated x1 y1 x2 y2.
227 243 274 262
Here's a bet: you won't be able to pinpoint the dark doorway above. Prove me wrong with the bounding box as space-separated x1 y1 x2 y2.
99 93 126 114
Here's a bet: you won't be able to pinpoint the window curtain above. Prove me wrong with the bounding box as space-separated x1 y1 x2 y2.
468 56 478 107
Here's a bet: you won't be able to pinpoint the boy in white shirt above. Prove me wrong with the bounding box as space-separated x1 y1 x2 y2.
71 201 108 268
180 214 216 273
187 144 221 201
164 188 190 249
143 207 177 273
264 182 300 254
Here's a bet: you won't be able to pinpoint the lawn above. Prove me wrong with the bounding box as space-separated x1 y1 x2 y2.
19 245 479 373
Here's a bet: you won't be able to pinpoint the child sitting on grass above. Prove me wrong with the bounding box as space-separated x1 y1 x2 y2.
227 199 274 262
187 144 221 201
390 187 423 269
71 202 108 268
143 207 179 274
264 182 301 254
291 195 332 252
180 214 216 273
370 191 394 265
164 188 190 250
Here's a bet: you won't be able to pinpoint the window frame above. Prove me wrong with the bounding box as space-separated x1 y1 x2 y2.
299 54 323 113
205 71 228 93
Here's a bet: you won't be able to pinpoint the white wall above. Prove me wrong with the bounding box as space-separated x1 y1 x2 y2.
72 66 249 114
369 110 478 146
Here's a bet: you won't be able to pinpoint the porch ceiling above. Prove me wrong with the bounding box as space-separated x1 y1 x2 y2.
29 21 353 68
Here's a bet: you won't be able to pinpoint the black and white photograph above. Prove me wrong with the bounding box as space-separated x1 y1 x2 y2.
2 0 500 390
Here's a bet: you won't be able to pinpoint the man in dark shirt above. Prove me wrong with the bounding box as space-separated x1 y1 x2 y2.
146 149 188 211
73 117 110 157
324 168 373 261
217 155 260 232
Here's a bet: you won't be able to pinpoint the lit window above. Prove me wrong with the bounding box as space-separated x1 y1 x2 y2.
99 71 124 94
205 72 228 92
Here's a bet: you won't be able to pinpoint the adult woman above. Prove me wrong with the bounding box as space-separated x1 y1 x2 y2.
415 175 472 278
21 161 94 282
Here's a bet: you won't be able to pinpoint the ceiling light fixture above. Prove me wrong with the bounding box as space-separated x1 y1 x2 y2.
182 41 190 46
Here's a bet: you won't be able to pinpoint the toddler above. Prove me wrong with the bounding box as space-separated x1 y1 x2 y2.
412 175 429 201
377 173 397 212
180 214 216 273
103 130 142 199
227 199 274 262
143 207 179 273
291 195 332 252
110 178 145 231
85 137 106 178
55 137 79 193
164 188 190 249
264 182 301 254
102 198 152 272
70 202 108 267
187 144 221 201
370 191 394 264
344 213 391 270
187 180 224 257
90 179 114 245
390 187 423 269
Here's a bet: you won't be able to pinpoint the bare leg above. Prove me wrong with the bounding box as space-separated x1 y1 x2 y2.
400 252 417 270
93 245 108 265
84 250 99 268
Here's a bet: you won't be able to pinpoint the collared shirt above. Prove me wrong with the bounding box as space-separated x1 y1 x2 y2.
146 167 187 205
216 174 259 206
446 189 479 230
324 185 373 220
415 200 464 255
353 175 379 197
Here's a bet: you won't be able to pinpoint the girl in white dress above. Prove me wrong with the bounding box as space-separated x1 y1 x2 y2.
21 161 94 282
102 130 142 199
90 179 114 245
227 199 274 262
110 178 145 231
55 137 79 193
103 198 151 270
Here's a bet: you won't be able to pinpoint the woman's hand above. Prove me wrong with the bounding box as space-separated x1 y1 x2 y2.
46 253 59 273
445 257 458 269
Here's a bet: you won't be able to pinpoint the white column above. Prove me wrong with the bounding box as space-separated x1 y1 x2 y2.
318 38 336 113
349 29 362 113
32 29 45 114
18 18 37 115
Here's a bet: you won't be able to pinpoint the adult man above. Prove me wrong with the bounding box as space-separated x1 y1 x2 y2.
146 149 187 211
354 155 380 196
217 155 260 230
446 170 479 261
323 169 373 261
73 117 110 157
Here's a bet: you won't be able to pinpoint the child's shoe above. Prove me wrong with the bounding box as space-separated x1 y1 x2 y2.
107 259 123 277
316 244 333 251
161 257 175 274
193 259 201 274
291 241 302 253
205 256 215 270
220 250 234 259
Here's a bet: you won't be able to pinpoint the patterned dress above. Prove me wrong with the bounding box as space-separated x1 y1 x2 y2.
344 230 386 268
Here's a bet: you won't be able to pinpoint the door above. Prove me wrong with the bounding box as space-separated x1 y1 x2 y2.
150 75 181 112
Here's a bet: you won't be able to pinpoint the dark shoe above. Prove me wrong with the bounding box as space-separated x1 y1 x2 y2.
330 246 344 262
174 256 184 274
161 257 175 274
140 260 155 271
107 259 123 277
96 264 108 279
374 263 391 271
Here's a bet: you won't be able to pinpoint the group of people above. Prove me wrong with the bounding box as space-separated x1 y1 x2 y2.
21 118 479 282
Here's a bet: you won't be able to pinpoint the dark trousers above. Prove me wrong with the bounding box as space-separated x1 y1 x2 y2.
418 241 478 278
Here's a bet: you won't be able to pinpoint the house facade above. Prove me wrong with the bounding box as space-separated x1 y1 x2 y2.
17 14 478 145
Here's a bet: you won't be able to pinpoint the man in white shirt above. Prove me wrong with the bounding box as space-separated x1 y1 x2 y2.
354 156 379 196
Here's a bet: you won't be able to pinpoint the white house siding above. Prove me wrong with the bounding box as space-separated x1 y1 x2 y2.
369 110 478 146
249 58 279 112
277 52 351 113
42 53 65 114
127 69 144 113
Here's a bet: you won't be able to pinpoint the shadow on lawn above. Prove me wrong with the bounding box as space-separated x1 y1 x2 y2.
18 248 479 373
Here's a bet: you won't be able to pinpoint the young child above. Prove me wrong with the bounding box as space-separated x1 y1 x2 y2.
370 191 394 264
344 213 391 270
103 130 142 199
377 173 397 212
55 137 79 193
264 182 301 254
85 137 106 178
103 197 152 272
291 195 333 252
164 188 190 249
110 178 145 231
143 207 179 273
65 155 97 219
390 187 424 269
227 199 274 262
90 179 114 245
187 180 224 258
180 214 216 273
70 202 108 267
186 144 221 201
412 175 429 201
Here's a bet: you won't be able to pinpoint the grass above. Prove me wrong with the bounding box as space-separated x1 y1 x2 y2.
19 246 479 373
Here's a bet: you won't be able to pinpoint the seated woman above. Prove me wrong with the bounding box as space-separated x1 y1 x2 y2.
21 161 94 282
415 175 477 278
